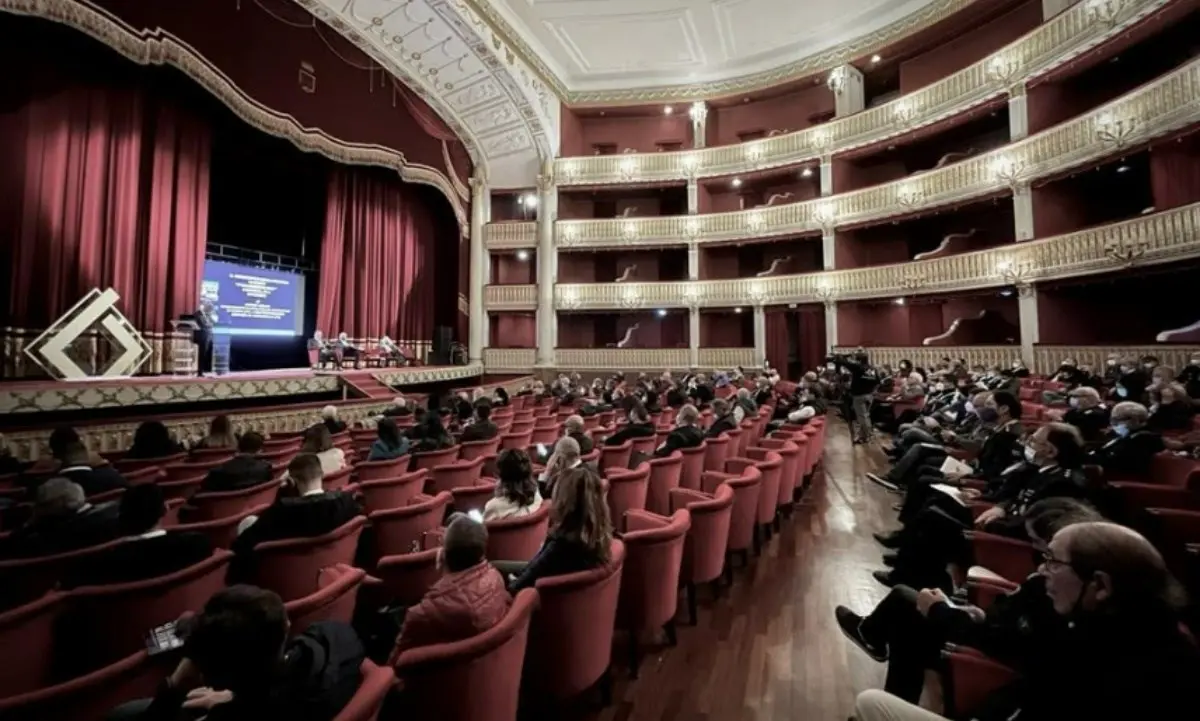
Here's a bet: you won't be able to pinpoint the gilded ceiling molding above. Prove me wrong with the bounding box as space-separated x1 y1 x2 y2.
553 0 1170 186
0 0 468 226
483 202 1200 311
480 57 1200 251
461 0 982 104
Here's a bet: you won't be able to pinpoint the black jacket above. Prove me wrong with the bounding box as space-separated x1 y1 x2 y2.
1148 401 1195 432
556 431 594 455
0 501 123 559
1063 406 1110 444
706 414 738 439
231 492 362 559
202 455 275 493
1087 429 1164 477
459 420 499 443
56 465 129 497
654 425 705 457
64 531 213 588
508 530 605 593
604 422 655 447
973 422 1023 481
840 359 880 396
983 464 1091 534
138 622 365 721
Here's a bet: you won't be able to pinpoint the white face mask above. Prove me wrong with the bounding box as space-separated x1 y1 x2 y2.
1023 446 1037 463
1116 386 1129 398
964 401 975 414
1069 397 1081 408
826 364 836 371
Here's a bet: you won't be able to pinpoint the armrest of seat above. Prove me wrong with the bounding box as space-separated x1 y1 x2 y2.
725 458 755 475
669 487 711 512
967 502 994 519
940 647 1020 720
625 509 669 533
1109 482 1200 511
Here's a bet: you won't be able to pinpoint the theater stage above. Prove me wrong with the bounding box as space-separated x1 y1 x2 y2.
0 362 486 416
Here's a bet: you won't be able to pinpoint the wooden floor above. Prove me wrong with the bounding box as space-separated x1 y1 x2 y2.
580 419 895 721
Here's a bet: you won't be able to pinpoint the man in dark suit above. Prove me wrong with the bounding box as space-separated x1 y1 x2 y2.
460 401 499 443
52 440 128 497
195 299 215 375
308 330 340 369
65 484 212 587
231 454 362 576
706 398 739 439
655 404 705 457
202 431 274 493
1087 401 1165 477
557 415 594 455
382 395 414 418
0 478 122 559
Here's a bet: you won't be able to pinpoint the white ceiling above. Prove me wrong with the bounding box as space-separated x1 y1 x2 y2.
487 0 943 92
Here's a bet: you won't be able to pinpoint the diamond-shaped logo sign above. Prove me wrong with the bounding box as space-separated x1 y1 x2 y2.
24 288 153 380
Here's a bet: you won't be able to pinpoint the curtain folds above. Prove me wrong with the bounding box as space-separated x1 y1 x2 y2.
316 167 435 344
764 308 791 379
795 305 828 377
2 83 210 332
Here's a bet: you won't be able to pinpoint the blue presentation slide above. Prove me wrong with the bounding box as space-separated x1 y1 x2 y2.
200 259 305 337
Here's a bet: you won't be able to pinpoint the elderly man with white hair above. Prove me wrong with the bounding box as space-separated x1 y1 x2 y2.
655 404 705 457
320 404 346 434
1084 401 1164 476
1 477 122 557
382 395 413 418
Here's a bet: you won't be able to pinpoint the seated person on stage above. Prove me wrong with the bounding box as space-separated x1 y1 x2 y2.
875 422 1089 590
1148 381 1196 432
230 454 362 577
484 450 543 521
367 418 410 462
870 391 1022 492
300 424 346 474
336 332 361 367
125 420 185 460
308 330 340 368
194 414 238 452
320 405 348 435
655 404 705 457
376 334 408 366
0 478 122 559
498 466 613 592
66 484 212 588
556 416 594 455
836 499 1100 703
388 514 512 662
459 400 499 443
202 432 274 493
381 395 413 418
706 398 739 439
603 400 655 446
1087 401 1165 477
49 440 129 497
852 522 1200 721
1044 386 1109 444
112 585 365 721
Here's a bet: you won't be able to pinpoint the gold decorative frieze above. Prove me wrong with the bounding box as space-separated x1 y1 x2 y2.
832 346 1021 372
551 0 1168 186
485 221 537 250
531 59 1200 250
1033 345 1200 375
482 203 1200 312
554 348 691 371
698 348 757 370
373 362 485 388
483 348 536 371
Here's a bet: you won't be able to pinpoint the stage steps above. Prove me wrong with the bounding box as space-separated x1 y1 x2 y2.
340 371 395 401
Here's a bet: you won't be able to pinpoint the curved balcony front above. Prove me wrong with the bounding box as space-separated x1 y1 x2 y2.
484 202 1200 311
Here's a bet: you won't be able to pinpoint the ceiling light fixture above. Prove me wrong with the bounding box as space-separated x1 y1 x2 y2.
801 167 813 178
516 250 530 261
1116 165 1131 173
734 307 743 314
871 54 882 63
731 178 743 188
656 309 668 317
894 297 906 305
663 106 673 115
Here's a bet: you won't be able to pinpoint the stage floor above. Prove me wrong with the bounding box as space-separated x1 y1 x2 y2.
0 363 484 415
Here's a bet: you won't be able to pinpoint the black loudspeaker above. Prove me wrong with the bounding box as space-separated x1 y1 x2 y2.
431 326 453 365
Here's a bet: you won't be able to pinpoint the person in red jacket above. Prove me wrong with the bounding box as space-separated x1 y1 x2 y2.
388 513 511 663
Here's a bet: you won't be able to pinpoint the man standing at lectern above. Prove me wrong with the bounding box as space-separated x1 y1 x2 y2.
195 299 215 375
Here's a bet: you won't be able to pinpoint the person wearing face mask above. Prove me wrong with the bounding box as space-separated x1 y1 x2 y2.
654 404 705 457
1177 354 1200 399
1086 401 1164 477
601 400 655 447
1147 381 1196 432
1110 357 1148 404
852 521 1199 721
1056 386 1110 443
832 351 881 445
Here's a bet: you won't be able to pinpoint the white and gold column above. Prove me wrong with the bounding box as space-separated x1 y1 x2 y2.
688 301 701 370
1017 284 1039 366
468 172 489 364
753 304 767 368
828 65 865 117
1013 182 1035 241
535 159 557 368
823 298 839 355
1008 83 1029 141
689 101 708 149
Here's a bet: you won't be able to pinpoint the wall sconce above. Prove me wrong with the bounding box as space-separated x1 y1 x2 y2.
826 67 848 94
1104 234 1149 265
1086 0 1127 27
986 55 1021 86
896 184 924 209
813 203 837 231
893 100 918 126
621 221 639 242
814 284 837 306
688 101 708 123
618 157 638 181
1095 112 1138 147
990 156 1026 188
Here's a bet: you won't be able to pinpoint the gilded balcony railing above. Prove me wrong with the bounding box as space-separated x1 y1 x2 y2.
551 0 1167 186
483 221 536 250
698 348 758 370
540 58 1200 250
494 203 1200 311
554 348 691 370
482 348 536 370
832 346 1021 372
1033 345 1200 374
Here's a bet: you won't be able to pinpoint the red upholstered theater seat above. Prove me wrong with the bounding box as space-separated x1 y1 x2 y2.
332 660 395 721
284 564 368 634
0 591 65 697
250 516 368 602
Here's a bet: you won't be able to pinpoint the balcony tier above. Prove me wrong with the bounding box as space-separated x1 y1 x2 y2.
552 0 1170 187
833 345 1200 374
485 56 1200 251
484 202 1200 311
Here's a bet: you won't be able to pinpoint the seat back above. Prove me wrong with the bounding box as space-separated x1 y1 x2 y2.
0 592 65 698
669 484 735 585
604 463 651 531
459 437 502 461
411 445 461 470
169 505 270 549
618 510 691 629
0 650 172 721
251 517 368 601
599 439 633 474
187 480 280 522
486 501 551 562
357 470 428 514
0 540 126 610
702 433 731 472
427 457 485 495
324 466 354 492
678 443 708 490
370 493 452 557
284 564 368 634
331 660 396 721
526 541 625 700
68 551 234 671
355 456 411 482
646 452 683 515
392 589 538 721
630 435 658 456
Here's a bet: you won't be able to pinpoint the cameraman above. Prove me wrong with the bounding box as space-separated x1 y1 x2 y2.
833 350 880 444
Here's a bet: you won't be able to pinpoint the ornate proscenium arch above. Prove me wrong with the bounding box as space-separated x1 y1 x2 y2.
300 0 558 188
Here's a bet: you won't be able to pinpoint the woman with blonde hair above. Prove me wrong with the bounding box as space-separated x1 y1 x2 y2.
195 414 237 451
300 423 346 474
501 466 613 592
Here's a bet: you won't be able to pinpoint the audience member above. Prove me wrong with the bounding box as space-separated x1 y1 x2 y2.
0 478 122 558
52 440 129 496
320 405 347 435
66 484 212 587
410 412 455 453
460 400 499 442
381 395 412 418
603 400 655 446
202 432 274 493
1055 386 1110 443
1148 381 1195 431
484 449 543 521
501 466 613 592
367 418 410 461
300 425 346 474
541 436 582 496
125 421 184 460
388 514 512 661
706 398 738 438
655 404 705 457
1087 401 1164 477
195 415 237 451
25 426 105 475
558 415 594 454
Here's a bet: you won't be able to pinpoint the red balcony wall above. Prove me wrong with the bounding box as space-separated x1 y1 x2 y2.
708 85 834 147
575 114 691 155
701 311 754 347
491 254 535 285
489 313 536 348
899 0 1041 93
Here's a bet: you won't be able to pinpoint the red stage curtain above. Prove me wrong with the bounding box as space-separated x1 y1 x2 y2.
2 83 209 332
765 309 791 379
795 305 828 376
316 167 435 343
